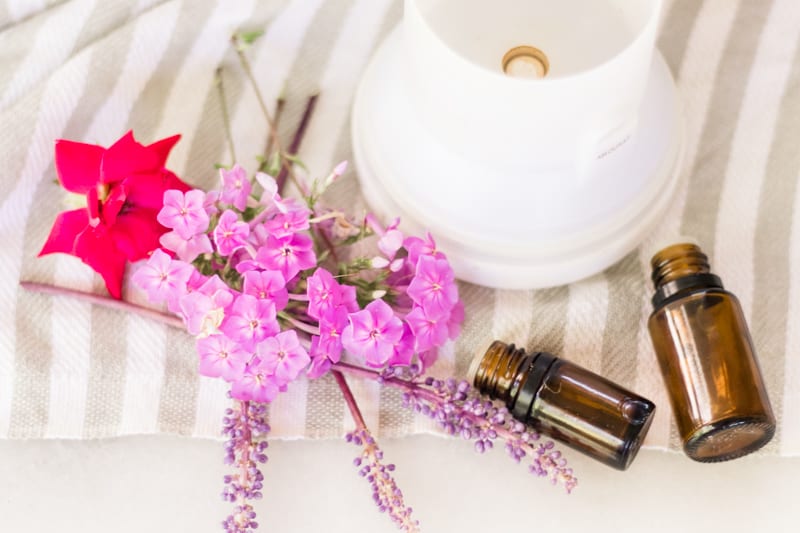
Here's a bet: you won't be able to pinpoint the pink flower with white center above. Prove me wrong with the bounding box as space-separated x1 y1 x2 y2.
180 277 234 337
213 209 250 256
257 330 310 383
160 230 213 262
242 270 288 311
405 304 449 353
318 305 348 361
231 359 280 402
131 249 193 304
255 233 316 282
196 333 249 382
157 189 209 239
307 268 343 320
263 209 309 238
219 164 251 211
221 293 279 351
341 299 404 367
407 255 458 318
404 232 446 266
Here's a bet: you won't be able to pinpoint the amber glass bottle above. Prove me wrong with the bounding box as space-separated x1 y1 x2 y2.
647 243 775 462
469 341 655 470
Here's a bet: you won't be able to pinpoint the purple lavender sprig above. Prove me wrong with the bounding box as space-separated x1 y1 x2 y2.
221 398 270 532
346 428 419 532
401 376 577 493
333 371 419 532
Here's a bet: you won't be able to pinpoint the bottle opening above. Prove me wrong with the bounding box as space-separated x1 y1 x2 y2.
650 243 711 289
502 45 549 79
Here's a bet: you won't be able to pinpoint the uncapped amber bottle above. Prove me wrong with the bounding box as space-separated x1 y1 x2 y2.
469 341 656 470
647 243 775 462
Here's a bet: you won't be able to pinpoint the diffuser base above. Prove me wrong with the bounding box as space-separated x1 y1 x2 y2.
351 28 683 289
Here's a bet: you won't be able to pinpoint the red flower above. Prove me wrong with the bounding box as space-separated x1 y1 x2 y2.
39 131 190 299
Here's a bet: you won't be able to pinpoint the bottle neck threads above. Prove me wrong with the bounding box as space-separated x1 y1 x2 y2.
650 243 722 307
650 243 711 289
470 341 528 404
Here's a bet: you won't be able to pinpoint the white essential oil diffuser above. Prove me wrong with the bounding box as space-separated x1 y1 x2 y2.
351 0 682 289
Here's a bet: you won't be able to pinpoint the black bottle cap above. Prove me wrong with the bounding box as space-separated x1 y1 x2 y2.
510 352 557 422
652 273 723 307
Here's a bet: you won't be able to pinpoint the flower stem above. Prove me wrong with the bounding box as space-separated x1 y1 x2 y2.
276 94 318 195
237 400 253 500
215 67 237 165
232 34 304 194
330 362 527 446
276 312 320 336
308 211 346 224
332 370 367 430
19 281 184 329
264 96 286 156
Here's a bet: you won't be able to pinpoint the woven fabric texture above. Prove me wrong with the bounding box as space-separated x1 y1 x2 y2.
1 0 799 456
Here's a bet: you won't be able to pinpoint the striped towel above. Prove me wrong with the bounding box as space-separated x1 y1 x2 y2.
1 0 799 457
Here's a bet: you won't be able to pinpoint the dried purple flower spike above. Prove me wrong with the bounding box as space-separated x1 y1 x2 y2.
334 371 419 532
221 397 270 532
346 428 419 532
402 377 578 493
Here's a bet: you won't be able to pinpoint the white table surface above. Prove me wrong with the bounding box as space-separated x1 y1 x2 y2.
1 435 796 532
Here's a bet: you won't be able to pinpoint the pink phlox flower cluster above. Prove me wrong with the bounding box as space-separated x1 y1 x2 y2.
134 248 306 402
306 269 358 377
254 233 315 281
370 226 462 371
131 248 193 305
213 210 250 256
136 164 465 400
304 220 463 375
262 209 309 238
220 293 279 351
157 189 209 239
242 270 288 311
342 299 404 368
180 276 234 337
137 167 325 402
157 189 214 262
257 330 310 382
219 165 251 211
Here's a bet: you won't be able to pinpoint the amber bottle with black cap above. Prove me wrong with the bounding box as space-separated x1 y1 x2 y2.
469 341 656 470
647 243 775 462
